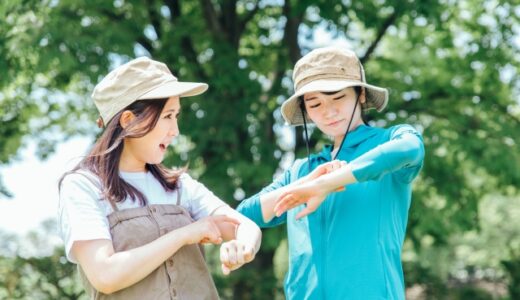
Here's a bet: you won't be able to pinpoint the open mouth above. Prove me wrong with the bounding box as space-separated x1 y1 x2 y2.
159 143 166 151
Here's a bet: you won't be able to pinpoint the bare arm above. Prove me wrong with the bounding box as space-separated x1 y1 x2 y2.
72 215 238 294
274 131 425 219
259 160 346 223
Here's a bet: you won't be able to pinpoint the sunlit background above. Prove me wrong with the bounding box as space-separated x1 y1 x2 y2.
1 0 519 299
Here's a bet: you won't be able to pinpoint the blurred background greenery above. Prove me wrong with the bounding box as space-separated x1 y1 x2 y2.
1 0 519 299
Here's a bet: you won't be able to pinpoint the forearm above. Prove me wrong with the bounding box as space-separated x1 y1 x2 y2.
350 134 424 182
313 136 422 190
259 176 308 223
310 164 357 194
75 227 191 294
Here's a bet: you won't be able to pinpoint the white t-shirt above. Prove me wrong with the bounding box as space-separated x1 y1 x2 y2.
58 170 227 263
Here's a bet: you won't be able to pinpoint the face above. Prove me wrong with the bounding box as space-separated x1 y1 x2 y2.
303 87 365 143
120 96 181 172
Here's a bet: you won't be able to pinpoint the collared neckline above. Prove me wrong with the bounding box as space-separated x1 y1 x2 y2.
317 124 379 161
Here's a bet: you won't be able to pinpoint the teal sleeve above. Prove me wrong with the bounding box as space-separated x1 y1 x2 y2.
350 125 425 183
236 170 290 228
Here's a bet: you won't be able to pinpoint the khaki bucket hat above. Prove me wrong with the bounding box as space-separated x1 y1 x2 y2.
92 56 208 125
281 47 388 126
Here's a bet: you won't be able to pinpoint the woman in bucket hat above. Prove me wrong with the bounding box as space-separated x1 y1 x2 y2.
58 57 261 299
237 47 425 299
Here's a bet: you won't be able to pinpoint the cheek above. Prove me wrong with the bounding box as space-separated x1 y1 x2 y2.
305 108 321 122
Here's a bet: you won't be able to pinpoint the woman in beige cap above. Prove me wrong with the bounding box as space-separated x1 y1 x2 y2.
58 57 261 299
237 47 425 299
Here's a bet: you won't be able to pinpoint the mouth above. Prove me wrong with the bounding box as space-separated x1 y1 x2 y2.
159 143 166 151
327 119 344 127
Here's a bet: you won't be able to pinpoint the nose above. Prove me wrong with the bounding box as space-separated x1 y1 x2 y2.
168 120 179 137
323 100 338 119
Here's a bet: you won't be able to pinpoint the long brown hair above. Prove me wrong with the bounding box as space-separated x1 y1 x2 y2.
59 98 184 208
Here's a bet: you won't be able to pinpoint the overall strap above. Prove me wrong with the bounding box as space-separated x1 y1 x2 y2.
176 180 182 206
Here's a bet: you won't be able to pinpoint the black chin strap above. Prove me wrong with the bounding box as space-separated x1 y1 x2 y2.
333 94 360 160
300 100 312 173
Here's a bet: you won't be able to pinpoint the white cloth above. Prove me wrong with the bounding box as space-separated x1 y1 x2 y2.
58 170 227 263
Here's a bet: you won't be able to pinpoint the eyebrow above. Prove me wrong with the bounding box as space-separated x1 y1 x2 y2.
304 96 318 101
163 108 179 114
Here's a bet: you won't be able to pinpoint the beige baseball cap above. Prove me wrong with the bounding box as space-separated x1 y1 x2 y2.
92 56 208 125
281 47 389 126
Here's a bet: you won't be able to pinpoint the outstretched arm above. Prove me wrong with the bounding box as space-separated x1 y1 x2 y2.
275 129 425 219
255 160 345 223
72 215 238 294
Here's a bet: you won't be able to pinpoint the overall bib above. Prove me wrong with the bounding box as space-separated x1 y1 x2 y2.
79 187 220 300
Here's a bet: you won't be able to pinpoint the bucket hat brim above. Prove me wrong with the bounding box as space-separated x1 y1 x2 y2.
138 80 208 100
281 79 388 126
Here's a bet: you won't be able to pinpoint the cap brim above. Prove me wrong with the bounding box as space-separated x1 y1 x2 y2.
137 80 208 100
281 79 388 126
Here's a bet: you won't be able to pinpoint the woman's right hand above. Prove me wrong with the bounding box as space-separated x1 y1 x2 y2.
183 215 240 245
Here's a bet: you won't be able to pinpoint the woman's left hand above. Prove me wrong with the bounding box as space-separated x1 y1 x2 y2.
301 160 346 183
219 240 256 275
274 180 343 220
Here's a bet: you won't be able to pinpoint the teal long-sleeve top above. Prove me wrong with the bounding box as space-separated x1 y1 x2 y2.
237 124 425 300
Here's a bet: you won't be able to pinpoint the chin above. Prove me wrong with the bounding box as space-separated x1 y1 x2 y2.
148 156 164 165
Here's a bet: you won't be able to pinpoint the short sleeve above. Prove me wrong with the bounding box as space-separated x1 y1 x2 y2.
180 173 228 220
58 172 111 263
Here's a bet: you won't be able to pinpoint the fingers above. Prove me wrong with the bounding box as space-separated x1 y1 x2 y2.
295 206 315 220
334 186 346 192
221 263 231 275
236 242 245 265
228 243 238 265
220 241 255 275
201 231 223 244
324 160 346 174
330 160 344 171
243 246 255 263
197 215 242 245
196 217 224 244
274 194 296 217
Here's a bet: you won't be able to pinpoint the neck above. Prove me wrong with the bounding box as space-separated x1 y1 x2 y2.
332 120 364 154
119 143 146 172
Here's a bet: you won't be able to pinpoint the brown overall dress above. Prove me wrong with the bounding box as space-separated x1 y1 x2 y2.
78 187 220 300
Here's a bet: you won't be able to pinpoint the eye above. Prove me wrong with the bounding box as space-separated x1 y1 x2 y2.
333 94 346 100
309 103 321 108
164 113 173 119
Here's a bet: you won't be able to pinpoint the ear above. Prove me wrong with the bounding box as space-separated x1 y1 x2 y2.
359 87 367 104
119 110 135 129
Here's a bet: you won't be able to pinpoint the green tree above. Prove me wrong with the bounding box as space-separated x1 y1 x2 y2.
0 223 86 299
1 0 519 298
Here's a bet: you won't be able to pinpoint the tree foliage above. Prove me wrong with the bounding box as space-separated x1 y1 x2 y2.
1 0 519 298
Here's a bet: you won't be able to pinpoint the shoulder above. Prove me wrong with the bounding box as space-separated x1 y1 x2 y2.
178 172 197 188
58 170 109 217
60 170 101 193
